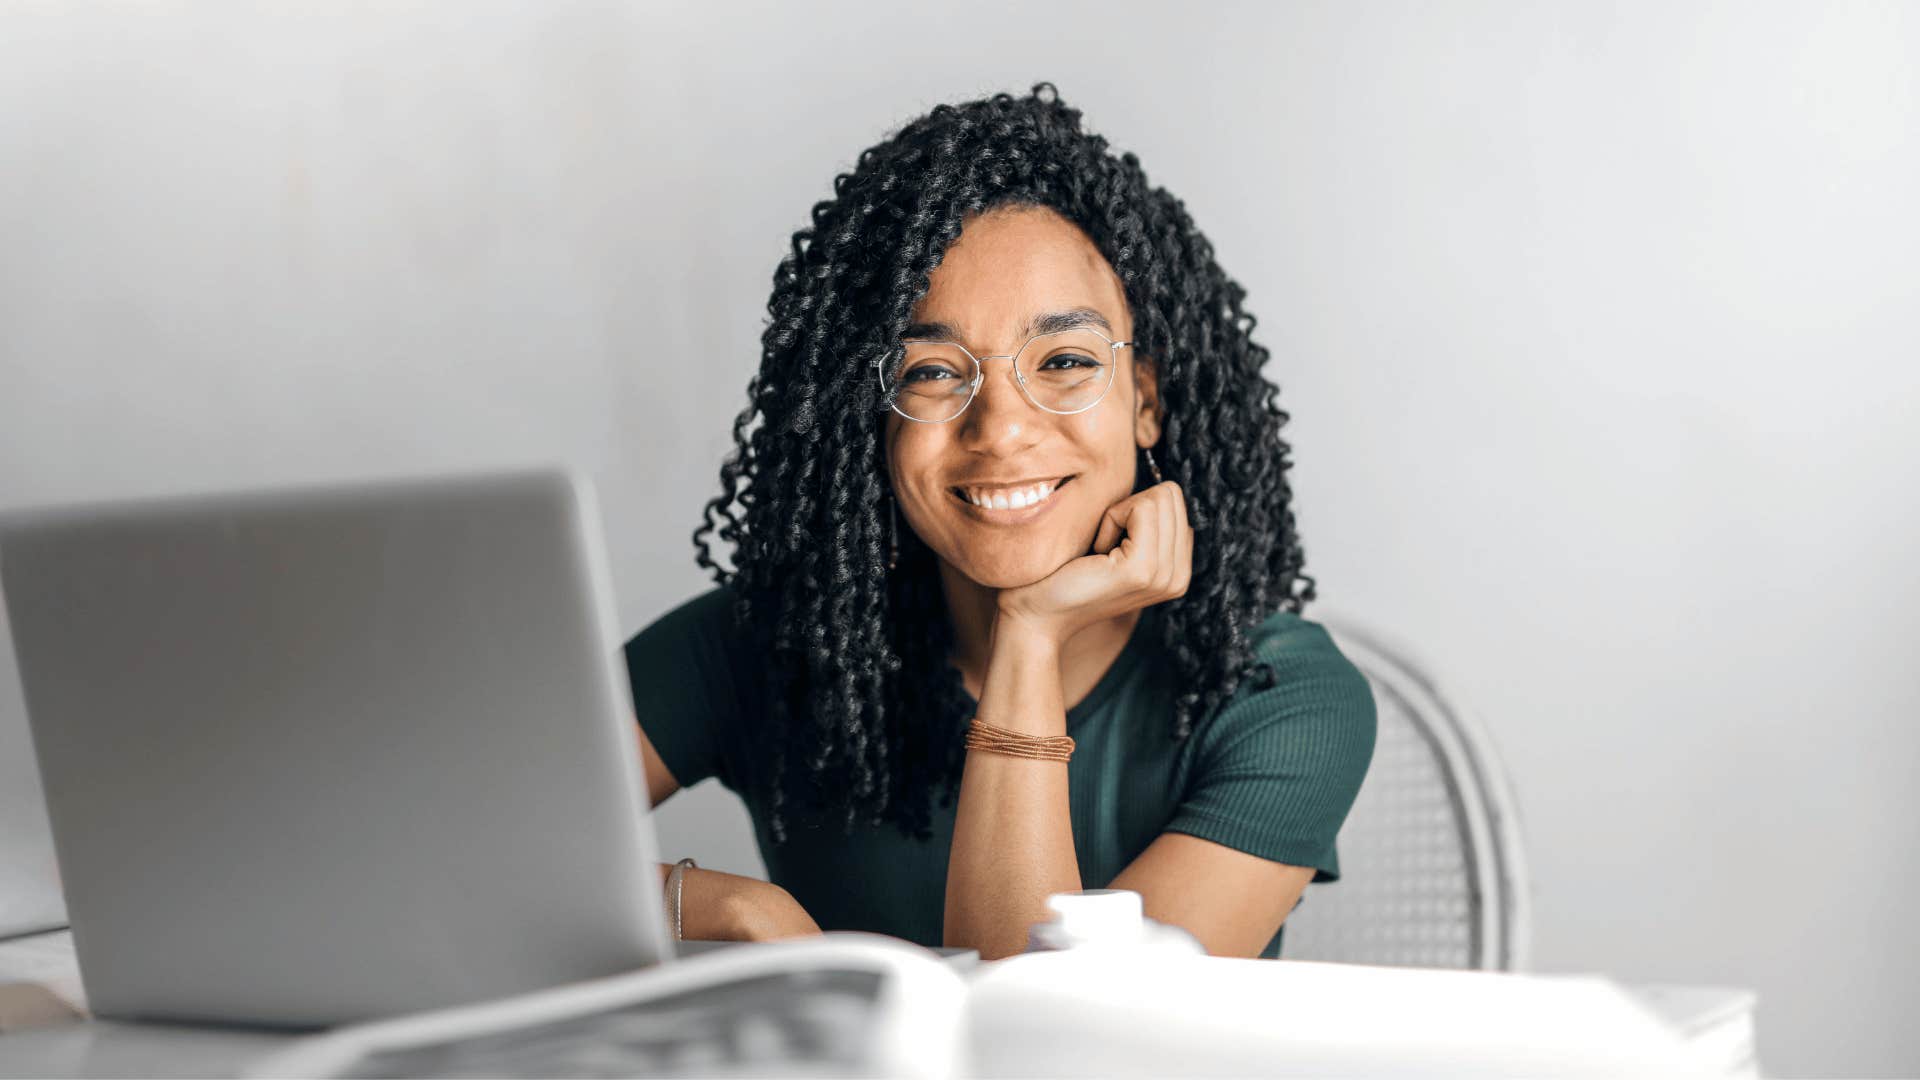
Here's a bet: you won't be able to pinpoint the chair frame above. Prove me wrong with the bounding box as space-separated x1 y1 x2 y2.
1320 617 1534 972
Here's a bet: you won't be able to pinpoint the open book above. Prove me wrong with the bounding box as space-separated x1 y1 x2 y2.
247 931 1727 1078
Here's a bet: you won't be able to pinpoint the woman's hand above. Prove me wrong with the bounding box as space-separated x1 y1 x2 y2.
667 865 822 942
994 479 1193 649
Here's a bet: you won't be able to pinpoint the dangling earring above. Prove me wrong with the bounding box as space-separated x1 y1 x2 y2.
1143 446 1164 485
887 496 899 571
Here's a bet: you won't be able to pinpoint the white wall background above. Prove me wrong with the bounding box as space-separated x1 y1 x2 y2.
2 2 1914 1074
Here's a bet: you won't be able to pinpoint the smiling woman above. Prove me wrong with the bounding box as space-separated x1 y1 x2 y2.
623 84 1376 960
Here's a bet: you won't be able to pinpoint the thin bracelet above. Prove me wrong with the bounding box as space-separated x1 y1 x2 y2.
964 717 1075 762
666 857 697 941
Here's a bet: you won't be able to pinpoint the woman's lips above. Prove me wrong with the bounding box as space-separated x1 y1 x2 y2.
948 475 1074 524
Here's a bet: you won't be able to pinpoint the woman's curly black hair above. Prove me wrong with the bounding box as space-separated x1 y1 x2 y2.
691 83 1312 845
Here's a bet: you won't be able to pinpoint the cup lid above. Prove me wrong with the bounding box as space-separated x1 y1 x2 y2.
1045 888 1145 942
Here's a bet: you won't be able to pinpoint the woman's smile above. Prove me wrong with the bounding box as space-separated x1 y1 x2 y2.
948 474 1076 523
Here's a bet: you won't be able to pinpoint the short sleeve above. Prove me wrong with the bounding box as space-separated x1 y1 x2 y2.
1165 613 1377 883
621 585 754 795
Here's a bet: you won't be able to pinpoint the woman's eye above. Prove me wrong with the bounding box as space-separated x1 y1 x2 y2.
901 366 957 383
1040 353 1099 370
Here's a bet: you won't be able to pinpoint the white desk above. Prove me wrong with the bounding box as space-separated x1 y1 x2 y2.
0 930 1760 1078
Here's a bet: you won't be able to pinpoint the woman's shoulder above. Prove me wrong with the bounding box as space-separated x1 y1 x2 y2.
1243 607 1366 683
623 582 770 713
1245 606 1339 655
623 582 754 663
624 582 769 699
1194 606 1377 749
1169 607 1379 888
630 582 739 636
622 582 761 793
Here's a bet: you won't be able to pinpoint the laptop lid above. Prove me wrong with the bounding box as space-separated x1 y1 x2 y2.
0 468 670 1026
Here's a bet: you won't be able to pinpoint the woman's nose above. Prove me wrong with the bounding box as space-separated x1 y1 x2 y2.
956 357 1034 445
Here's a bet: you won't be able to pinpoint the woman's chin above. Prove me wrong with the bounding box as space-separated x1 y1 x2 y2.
953 552 1077 591
974 571 1049 591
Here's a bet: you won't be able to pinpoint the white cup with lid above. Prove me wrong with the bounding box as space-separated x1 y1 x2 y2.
1025 888 1204 953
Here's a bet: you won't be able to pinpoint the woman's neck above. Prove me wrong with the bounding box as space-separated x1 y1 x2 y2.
937 559 1143 710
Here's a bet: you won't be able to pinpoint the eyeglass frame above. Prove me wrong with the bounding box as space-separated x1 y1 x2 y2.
872 326 1135 424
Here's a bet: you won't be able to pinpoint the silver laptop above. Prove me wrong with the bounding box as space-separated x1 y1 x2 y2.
0 468 670 1027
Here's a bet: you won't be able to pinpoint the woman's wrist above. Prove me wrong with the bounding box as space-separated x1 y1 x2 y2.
978 614 1068 739
991 604 1070 655
988 609 1066 667
667 864 730 941
668 865 820 942
725 884 821 940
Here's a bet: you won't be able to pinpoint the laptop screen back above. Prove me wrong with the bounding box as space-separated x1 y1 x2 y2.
0 469 670 1025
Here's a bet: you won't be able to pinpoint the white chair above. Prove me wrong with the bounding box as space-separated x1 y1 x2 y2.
1279 620 1533 971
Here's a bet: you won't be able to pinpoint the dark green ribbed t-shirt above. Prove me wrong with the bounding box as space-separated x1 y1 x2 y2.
623 586 1376 959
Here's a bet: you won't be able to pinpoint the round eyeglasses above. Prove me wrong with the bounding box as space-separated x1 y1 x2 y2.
874 327 1133 424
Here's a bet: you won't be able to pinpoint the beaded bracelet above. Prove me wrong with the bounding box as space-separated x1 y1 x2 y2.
964 717 1075 762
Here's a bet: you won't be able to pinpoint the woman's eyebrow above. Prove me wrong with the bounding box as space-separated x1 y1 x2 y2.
903 319 962 341
1026 307 1112 336
901 308 1112 344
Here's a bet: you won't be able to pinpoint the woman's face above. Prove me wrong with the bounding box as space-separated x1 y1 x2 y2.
883 205 1160 590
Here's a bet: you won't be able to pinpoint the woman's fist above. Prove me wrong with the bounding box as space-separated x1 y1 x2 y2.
994 480 1193 649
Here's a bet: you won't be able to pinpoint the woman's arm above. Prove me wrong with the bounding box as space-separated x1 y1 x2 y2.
1108 834 1315 957
941 618 1080 959
944 481 1192 960
638 722 821 941
637 724 682 808
655 861 821 941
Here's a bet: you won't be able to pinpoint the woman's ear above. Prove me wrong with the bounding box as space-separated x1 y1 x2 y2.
1133 355 1163 448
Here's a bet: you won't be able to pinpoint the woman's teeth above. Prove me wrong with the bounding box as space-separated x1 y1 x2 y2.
959 478 1063 510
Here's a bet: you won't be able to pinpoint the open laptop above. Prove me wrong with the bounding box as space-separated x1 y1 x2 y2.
0 468 671 1027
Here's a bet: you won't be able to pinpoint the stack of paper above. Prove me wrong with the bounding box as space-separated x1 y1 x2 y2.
1 929 1761 1078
